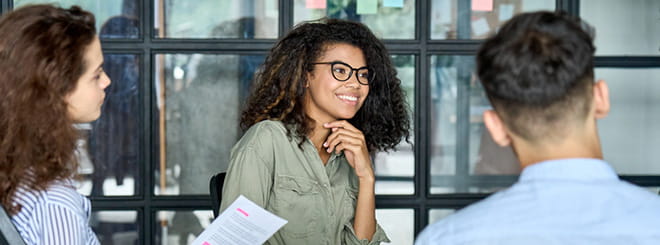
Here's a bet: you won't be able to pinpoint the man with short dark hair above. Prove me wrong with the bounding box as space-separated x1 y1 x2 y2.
415 11 660 244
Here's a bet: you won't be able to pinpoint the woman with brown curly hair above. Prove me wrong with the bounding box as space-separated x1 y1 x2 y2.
219 19 410 244
0 4 110 244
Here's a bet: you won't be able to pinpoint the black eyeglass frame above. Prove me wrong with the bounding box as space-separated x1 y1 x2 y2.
312 61 373 86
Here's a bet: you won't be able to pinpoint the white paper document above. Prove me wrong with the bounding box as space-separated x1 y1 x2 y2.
191 195 288 245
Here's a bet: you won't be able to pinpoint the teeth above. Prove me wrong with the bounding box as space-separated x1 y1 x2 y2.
338 95 358 101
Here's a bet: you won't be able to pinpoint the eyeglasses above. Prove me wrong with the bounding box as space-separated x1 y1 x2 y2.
312 61 372 85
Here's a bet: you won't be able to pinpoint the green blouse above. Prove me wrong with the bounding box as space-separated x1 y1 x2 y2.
219 120 390 245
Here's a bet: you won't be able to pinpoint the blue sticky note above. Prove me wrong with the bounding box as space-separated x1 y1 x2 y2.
383 0 404 8
357 0 378 15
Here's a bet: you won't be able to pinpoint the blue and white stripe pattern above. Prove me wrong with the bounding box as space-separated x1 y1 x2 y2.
11 179 99 245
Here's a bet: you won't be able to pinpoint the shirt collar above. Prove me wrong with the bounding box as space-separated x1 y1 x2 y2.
519 158 618 182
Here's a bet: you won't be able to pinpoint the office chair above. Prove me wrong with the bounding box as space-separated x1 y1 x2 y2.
209 172 226 218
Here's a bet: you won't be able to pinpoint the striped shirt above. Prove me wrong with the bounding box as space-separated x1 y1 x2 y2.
11 179 99 245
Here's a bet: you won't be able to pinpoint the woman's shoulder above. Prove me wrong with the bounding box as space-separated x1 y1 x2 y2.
14 181 90 222
43 182 88 210
235 120 289 148
249 120 288 134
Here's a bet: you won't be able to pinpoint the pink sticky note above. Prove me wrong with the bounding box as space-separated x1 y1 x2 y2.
472 0 493 12
202 242 211 245
306 0 327 9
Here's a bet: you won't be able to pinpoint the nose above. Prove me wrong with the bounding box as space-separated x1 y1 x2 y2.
100 72 111 89
344 71 361 88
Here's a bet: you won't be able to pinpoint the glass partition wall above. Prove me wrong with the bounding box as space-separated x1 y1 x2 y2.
4 0 660 244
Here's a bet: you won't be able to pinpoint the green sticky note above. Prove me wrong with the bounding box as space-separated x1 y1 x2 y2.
383 0 404 8
357 0 378 15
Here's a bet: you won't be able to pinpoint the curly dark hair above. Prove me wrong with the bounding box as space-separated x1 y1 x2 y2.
241 18 410 152
0 4 96 215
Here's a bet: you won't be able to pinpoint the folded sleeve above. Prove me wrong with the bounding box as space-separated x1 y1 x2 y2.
219 130 273 212
343 221 390 245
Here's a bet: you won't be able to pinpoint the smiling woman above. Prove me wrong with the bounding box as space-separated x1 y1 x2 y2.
219 18 411 245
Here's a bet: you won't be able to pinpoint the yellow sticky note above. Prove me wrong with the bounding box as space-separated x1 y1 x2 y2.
357 0 378 15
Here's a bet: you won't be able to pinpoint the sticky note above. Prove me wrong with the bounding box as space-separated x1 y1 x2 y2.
498 4 514 21
357 0 378 14
472 0 493 12
383 0 404 8
472 18 490 36
306 0 327 9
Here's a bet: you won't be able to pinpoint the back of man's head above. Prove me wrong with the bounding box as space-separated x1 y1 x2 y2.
477 11 595 142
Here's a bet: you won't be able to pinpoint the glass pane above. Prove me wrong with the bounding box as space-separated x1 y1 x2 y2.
429 55 518 194
428 209 455 224
293 0 416 39
469 79 520 176
429 55 465 193
597 68 660 174
581 0 660 55
156 0 278 39
376 209 413 245
154 210 214 245
154 54 265 195
374 55 415 195
91 210 139 245
430 0 554 39
76 54 140 197
14 0 140 39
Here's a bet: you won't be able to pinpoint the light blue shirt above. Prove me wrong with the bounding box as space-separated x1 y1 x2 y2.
416 158 660 245
11 180 99 245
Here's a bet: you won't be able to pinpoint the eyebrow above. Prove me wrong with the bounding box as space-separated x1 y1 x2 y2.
94 63 104 72
327 60 368 69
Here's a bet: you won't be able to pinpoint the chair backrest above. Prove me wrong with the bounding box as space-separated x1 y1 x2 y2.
0 206 26 245
209 172 226 218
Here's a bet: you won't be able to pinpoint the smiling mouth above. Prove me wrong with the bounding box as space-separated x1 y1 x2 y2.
337 94 359 105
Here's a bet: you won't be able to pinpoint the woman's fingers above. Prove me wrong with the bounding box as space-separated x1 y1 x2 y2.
326 133 362 153
323 120 360 133
325 128 361 146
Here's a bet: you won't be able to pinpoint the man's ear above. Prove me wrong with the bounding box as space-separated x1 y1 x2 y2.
483 110 512 147
593 80 610 119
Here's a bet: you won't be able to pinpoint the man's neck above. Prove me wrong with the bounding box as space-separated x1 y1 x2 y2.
513 127 604 169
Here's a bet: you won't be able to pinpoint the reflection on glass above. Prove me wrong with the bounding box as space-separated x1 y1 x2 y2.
430 0 554 39
155 54 265 195
156 0 278 38
76 54 140 197
469 79 520 176
430 55 466 178
428 209 455 224
596 69 660 174
581 0 660 55
155 210 214 245
14 0 140 39
430 55 518 194
374 55 415 195
91 210 139 245
293 0 416 39
376 209 413 245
